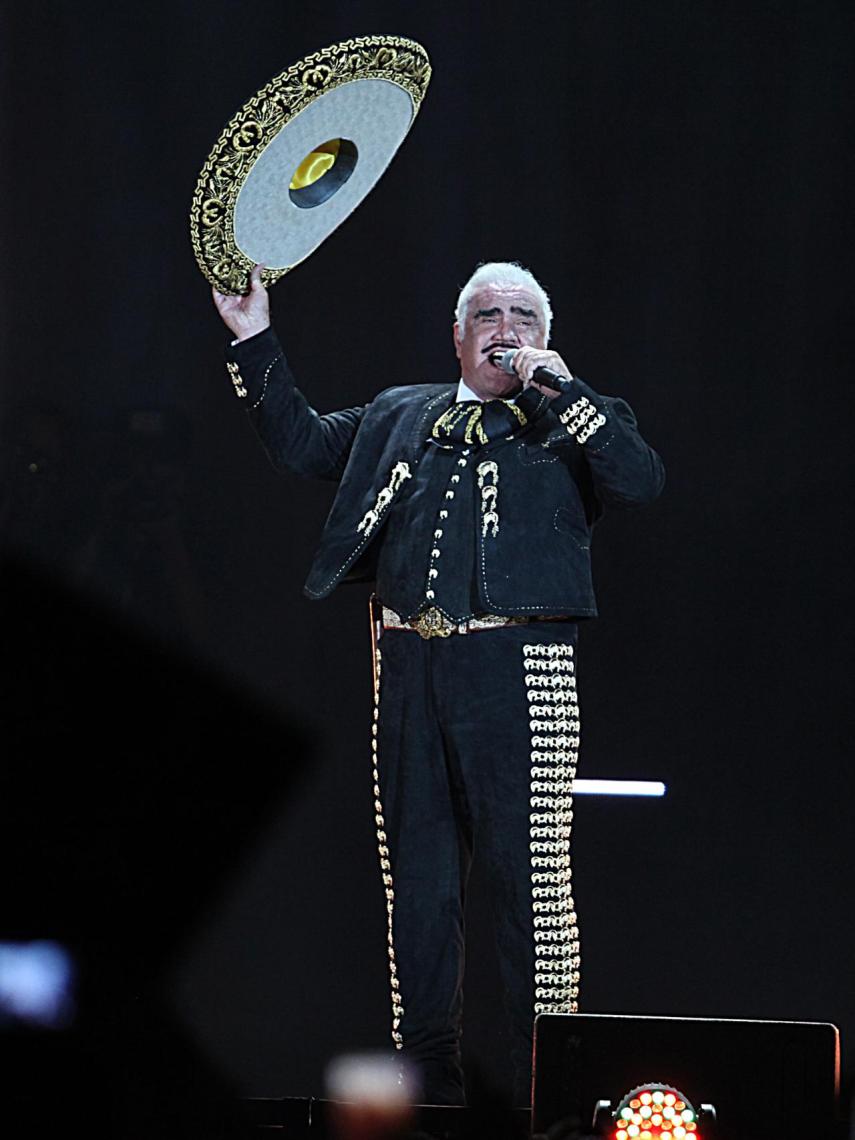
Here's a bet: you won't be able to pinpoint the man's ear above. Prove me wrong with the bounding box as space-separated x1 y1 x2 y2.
452 322 463 360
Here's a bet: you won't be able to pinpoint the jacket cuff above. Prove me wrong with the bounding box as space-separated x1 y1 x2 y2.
550 377 610 447
223 326 285 408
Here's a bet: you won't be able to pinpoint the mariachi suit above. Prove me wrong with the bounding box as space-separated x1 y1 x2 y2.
225 327 665 1105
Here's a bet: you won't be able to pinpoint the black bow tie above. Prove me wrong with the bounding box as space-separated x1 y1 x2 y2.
430 387 548 450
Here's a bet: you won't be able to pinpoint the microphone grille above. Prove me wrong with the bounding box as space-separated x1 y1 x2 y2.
495 349 517 374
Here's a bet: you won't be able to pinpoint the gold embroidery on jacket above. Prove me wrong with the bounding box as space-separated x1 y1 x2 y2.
357 461 412 537
226 360 247 398
477 460 500 537
558 397 607 444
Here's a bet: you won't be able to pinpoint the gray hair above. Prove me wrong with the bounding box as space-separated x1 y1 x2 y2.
455 261 552 342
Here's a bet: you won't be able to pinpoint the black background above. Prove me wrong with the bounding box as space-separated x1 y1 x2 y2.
2 0 853 1116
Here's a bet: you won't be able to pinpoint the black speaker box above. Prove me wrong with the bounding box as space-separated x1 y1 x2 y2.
532 1012 839 1138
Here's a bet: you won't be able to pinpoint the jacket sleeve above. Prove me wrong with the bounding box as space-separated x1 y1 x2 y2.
224 327 365 482
548 375 665 508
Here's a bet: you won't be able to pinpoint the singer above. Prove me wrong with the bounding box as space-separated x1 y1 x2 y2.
213 261 664 1107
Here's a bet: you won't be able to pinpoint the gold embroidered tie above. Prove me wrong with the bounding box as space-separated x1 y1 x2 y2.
431 399 530 448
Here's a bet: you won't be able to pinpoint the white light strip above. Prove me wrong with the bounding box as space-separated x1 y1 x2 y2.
572 779 666 797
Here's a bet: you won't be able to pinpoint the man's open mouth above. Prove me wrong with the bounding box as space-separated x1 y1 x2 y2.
484 343 516 367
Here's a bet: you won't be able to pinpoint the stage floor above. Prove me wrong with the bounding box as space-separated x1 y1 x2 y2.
241 1097 531 1139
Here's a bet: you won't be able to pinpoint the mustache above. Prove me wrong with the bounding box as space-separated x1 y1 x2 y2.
482 340 517 356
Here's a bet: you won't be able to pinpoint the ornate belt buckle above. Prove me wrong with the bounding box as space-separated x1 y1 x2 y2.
414 606 454 639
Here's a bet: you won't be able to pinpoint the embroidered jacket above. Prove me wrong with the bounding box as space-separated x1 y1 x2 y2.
226 327 665 619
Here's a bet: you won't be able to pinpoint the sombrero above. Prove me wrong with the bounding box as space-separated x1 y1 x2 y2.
190 35 431 295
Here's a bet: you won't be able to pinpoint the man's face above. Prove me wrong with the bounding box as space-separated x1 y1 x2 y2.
453 284 547 401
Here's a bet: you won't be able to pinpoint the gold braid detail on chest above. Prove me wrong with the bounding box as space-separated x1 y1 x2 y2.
431 400 528 447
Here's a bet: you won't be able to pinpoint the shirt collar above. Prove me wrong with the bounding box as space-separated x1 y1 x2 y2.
455 378 483 403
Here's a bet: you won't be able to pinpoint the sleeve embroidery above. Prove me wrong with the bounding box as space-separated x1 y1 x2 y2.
226 352 283 407
558 396 607 445
250 353 282 409
226 360 247 398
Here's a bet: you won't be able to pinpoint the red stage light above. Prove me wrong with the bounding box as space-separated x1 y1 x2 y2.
610 1084 703 1140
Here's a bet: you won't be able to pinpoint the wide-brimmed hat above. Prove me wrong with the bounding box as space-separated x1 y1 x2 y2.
190 35 431 295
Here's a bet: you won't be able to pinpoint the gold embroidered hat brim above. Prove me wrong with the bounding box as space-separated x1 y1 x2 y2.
190 35 431 296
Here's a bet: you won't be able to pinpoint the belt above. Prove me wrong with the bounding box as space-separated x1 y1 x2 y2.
382 604 530 640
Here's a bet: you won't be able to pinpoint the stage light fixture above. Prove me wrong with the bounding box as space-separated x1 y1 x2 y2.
594 1083 716 1140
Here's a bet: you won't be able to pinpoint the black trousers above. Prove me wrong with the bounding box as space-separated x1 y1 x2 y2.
371 620 581 1107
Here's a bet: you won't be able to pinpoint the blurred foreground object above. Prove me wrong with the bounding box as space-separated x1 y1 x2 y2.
1 555 309 1138
0 941 75 1029
326 1052 418 1140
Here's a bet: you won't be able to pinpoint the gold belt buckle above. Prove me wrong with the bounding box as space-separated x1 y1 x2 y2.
413 606 455 639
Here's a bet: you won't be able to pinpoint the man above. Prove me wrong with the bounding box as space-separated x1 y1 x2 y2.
213 262 665 1106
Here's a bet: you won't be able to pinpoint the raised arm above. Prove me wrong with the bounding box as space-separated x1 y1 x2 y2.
213 266 364 480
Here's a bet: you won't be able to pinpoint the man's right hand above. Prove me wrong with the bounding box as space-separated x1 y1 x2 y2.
212 263 270 341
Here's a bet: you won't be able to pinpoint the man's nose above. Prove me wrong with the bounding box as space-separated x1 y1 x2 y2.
498 315 520 342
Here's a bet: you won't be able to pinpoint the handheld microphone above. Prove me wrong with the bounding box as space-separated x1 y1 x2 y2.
488 349 572 394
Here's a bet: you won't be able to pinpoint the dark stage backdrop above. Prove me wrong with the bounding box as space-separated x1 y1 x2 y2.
3 0 853 1110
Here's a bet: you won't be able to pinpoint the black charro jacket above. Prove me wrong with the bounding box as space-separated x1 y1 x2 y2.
226 327 665 619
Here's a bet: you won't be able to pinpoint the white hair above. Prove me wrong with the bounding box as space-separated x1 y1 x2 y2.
455 261 552 342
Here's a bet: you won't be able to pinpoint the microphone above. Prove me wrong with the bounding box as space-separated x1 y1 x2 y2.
488 348 573 394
